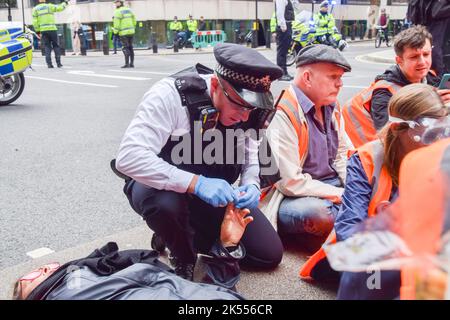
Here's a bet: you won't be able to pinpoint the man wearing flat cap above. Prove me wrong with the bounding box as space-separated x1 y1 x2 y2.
115 43 284 283
260 45 351 261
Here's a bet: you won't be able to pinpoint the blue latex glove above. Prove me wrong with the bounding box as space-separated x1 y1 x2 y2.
234 184 261 210
194 175 238 207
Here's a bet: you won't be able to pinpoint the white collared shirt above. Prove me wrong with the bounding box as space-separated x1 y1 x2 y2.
116 74 260 193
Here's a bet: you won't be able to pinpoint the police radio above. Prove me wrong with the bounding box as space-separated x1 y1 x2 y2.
244 89 285 132
199 107 219 133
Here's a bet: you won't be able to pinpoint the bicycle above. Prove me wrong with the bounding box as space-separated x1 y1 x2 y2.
375 25 391 48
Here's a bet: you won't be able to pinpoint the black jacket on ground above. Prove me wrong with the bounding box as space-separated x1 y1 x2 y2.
370 65 440 130
26 241 245 300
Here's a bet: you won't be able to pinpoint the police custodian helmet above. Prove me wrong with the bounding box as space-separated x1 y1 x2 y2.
213 43 283 110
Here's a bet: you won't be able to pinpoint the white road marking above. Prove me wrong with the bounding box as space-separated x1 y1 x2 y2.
26 75 118 88
31 63 73 69
355 54 393 66
68 70 151 80
108 69 172 75
26 247 55 259
343 85 367 89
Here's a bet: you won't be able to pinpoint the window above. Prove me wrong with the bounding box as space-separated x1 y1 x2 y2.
30 0 59 6
0 0 18 9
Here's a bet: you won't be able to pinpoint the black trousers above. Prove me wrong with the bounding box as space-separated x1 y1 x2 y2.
120 35 134 64
427 19 449 76
125 180 283 269
41 31 61 66
276 23 292 74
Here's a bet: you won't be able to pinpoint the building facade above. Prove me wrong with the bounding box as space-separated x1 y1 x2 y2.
1 0 408 50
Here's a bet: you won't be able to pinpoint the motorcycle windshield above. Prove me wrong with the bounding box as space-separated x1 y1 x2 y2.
0 22 24 42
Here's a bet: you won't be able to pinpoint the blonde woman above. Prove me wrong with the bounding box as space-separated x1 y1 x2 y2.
335 83 449 299
301 83 450 283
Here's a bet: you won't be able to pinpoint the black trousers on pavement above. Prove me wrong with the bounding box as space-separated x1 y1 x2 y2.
427 19 449 76
41 30 61 67
120 35 134 66
124 180 283 269
276 23 292 75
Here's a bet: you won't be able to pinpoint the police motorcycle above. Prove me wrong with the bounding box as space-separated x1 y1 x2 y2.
314 0 347 51
286 19 318 66
315 26 347 51
0 22 33 106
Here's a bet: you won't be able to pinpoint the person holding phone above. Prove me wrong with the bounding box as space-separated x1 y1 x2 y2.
343 25 450 148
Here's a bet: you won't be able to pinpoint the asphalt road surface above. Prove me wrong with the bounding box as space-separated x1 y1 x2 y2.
0 42 393 299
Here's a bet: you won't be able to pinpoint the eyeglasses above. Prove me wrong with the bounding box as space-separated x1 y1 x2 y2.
389 115 450 144
19 262 60 283
216 76 256 112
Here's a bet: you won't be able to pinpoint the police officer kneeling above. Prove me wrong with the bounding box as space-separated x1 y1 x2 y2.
115 43 284 280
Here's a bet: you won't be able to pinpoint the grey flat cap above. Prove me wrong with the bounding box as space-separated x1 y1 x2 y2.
296 44 352 72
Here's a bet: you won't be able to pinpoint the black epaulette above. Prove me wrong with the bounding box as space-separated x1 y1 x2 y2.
171 64 216 125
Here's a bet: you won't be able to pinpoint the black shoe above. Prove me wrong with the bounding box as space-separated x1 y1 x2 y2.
57 63 63 68
151 233 166 253
121 64 130 68
168 254 195 281
279 74 293 81
48 65 54 68
129 64 134 68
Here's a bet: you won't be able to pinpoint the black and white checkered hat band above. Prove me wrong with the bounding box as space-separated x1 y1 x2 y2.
215 64 271 92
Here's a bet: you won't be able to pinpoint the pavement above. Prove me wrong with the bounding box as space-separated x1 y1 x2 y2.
356 46 395 64
1 42 392 300
31 38 377 58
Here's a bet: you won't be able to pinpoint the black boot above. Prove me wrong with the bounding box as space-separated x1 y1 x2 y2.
129 52 134 68
168 254 195 281
280 69 293 81
121 53 130 68
56 56 63 68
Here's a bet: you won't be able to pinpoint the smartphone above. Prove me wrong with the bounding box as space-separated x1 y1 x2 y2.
438 74 450 89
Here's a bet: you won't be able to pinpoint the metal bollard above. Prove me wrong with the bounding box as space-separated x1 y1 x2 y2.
40 41 45 56
368 28 372 40
251 29 258 48
351 23 356 41
265 29 271 49
173 39 179 52
58 33 66 56
152 32 158 53
102 32 109 55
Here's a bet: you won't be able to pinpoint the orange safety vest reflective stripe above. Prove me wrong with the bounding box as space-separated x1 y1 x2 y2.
396 138 450 299
342 80 401 148
299 139 393 279
260 86 342 200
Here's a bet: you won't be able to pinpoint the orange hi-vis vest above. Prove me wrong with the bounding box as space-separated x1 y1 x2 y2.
277 85 342 162
395 138 450 300
260 86 343 200
299 139 393 279
342 80 402 148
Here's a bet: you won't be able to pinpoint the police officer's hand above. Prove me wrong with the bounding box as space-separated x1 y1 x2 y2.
280 25 287 32
234 184 261 210
220 203 253 247
193 175 238 207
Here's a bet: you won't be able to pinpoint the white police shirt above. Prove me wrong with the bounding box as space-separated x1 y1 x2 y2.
116 74 260 193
